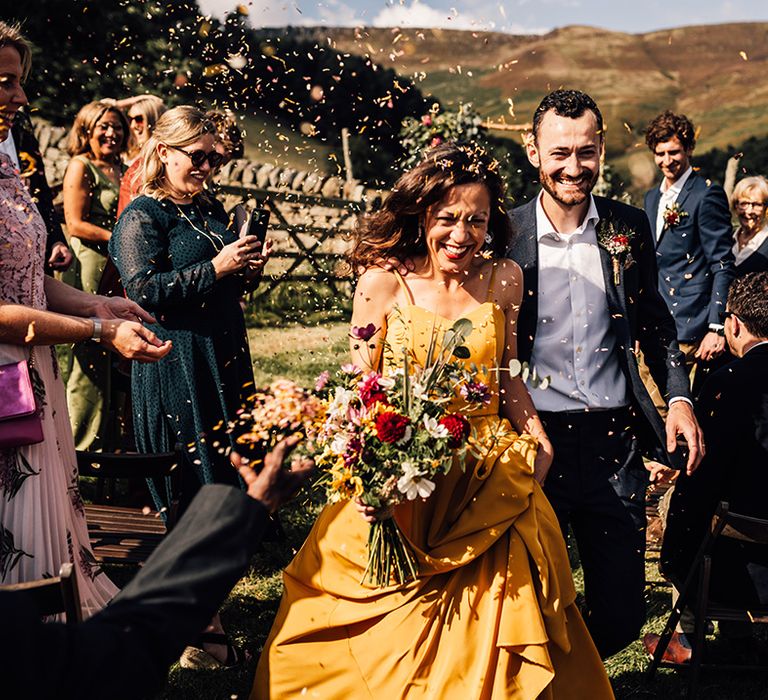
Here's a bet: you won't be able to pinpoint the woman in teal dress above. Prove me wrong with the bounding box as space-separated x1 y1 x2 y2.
63 101 129 450
110 106 268 668
110 106 268 512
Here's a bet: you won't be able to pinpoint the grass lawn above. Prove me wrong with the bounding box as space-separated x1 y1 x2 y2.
135 322 768 698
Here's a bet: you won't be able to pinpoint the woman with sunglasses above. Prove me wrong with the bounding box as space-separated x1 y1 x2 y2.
109 106 268 668
62 100 130 451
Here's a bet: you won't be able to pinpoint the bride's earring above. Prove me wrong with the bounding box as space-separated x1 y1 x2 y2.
484 230 494 246
416 224 425 244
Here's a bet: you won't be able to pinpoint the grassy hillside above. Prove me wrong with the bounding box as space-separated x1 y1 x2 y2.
295 22 768 188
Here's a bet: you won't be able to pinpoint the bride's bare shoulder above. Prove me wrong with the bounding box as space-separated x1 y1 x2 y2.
353 267 400 304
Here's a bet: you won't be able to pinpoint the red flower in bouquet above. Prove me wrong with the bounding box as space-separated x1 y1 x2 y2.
359 373 389 408
439 413 470 448
375 411 411 444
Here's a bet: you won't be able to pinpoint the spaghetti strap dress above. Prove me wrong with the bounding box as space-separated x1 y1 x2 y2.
252 270 613 699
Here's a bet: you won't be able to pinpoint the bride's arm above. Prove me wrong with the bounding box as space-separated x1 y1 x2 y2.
348 268 398 371
496 260 554 485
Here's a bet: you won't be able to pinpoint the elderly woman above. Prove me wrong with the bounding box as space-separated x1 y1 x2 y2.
110 106 269 668
62 100 130 451
732 175 768 277
253 143 612 699
0 22 170 612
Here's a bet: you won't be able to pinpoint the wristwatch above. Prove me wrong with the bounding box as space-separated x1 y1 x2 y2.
90 318 102 343
714 327 725 337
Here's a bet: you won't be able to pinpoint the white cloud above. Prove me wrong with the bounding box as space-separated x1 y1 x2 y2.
372 0 491 30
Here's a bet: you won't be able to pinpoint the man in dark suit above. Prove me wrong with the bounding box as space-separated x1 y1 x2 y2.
1 438 313 700
644 272 768 662
507 89 703 657
643 111 735 393
9 108 73 273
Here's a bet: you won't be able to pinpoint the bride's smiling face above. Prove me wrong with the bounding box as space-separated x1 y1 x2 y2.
423 183 491 274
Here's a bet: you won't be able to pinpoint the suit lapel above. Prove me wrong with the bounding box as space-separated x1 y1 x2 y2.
657 174 696 247
647 186 662 243
594 198 625 320
508 199 539 362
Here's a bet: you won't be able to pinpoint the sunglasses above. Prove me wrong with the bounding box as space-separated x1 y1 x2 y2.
128 114 145 125
167 145 225 170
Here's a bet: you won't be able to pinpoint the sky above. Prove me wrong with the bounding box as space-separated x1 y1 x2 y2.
198 0 768 34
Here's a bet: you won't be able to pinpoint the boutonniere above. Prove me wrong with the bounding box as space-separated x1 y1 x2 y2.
597 217 635 285
662 201 689 230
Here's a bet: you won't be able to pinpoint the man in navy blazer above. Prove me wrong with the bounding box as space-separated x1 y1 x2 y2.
643 111 735 392
507 90 703 658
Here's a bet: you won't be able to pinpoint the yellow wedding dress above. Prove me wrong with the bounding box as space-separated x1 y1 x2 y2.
252 272 614 699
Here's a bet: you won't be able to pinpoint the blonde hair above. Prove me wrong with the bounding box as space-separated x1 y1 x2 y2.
139 105 216 200
0 21 31 81
126 96 167 157
732 176 768 211
66 101 129 158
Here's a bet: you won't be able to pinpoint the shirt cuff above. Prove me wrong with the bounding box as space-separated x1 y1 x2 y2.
708 323 724 331
669 396 693 408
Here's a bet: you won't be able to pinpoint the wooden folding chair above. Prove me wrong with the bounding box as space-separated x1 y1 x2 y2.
0 562 82 626
77 446 182 564
646 501 768 698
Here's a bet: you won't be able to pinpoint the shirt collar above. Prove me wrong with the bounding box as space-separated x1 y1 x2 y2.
535 191 600 241
660 165 693 196
744 340 768 355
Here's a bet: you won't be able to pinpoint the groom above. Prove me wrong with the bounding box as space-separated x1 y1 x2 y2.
507 89 704 657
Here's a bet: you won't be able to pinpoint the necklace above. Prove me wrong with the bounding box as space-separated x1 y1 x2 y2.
175 201 226 252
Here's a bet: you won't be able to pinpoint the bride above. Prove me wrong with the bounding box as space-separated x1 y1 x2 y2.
252 142 614 699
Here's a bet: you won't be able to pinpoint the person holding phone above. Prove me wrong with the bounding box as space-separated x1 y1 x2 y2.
109 106 272 668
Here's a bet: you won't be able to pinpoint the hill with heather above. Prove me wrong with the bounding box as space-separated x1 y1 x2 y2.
296 22 768 183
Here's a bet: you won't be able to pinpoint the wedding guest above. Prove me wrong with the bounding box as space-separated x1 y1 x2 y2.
109 105 269 668
62 100 130 451
642 111 735 396
2 437 313 700
116 95 166 215
507 90 701 657
0 20 171 611
644 272 768 663
5 107 73 273
254 142 614 699
206 108 244 168
731 176 768 277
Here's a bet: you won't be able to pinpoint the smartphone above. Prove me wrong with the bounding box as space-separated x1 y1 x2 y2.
247 208 270 244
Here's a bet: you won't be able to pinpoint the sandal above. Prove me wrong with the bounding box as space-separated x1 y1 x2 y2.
179 632 250 670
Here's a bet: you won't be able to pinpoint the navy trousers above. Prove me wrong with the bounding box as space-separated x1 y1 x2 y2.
539 407 648 658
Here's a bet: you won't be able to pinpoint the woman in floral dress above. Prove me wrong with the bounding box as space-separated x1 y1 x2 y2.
0 23 171 613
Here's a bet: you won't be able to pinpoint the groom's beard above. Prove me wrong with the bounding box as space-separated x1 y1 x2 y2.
539 167 598 206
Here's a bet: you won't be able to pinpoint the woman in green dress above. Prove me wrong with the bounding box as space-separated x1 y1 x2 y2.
62 101 129 450
110 105 268 668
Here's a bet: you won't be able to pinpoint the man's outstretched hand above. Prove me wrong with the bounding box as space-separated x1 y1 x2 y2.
233 435 314 513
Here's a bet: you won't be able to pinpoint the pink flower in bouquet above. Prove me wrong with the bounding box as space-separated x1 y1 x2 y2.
314 370 330 392
430 136 443 147
421 114 433 127
341 363 362 376
359 373 390 408
375 411 411 444
439 413 471 448
460 381 491 406
350 323 377 341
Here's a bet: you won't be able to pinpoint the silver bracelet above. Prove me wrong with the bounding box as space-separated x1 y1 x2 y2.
90 318 102 343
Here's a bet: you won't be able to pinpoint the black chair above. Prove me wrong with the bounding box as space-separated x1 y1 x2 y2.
0 563 82 626
77 446 182 564
647 501 768 698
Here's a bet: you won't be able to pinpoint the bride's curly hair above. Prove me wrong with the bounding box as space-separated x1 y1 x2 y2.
348 141 515 271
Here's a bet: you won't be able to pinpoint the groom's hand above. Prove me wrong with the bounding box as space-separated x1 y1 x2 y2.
665 401 705 475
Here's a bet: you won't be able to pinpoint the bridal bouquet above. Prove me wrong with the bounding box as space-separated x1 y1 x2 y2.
312 316 485 587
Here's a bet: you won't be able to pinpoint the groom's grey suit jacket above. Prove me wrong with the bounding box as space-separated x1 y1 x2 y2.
507 195 691 468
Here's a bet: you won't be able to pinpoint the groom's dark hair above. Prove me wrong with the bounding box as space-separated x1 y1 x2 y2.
532 89 604 141
727 272 768 338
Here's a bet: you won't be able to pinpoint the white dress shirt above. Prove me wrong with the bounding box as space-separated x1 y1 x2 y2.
655 166 693 240
733 224 768 266
527 193 628 412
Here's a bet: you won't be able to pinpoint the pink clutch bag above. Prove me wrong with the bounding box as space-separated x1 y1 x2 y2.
0 359 44 449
